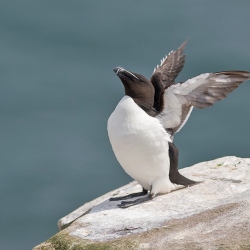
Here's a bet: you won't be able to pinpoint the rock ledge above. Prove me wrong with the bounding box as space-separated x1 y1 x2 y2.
33 156 250 250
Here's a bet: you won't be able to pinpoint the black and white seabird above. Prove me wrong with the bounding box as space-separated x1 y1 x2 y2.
107 41 250 208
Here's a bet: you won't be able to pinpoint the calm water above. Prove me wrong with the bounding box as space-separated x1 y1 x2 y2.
1 1 250 249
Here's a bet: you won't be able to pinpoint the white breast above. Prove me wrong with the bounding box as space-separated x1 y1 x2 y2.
107 96 181 196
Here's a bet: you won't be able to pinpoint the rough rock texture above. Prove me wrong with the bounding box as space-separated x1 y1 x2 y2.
33 156 250 250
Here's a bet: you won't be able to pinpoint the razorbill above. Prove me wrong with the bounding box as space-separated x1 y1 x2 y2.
108 41 250 208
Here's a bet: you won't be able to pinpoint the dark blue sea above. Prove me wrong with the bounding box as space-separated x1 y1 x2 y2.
1 1 250 249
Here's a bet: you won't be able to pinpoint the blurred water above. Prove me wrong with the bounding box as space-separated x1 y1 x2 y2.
0 1 250 249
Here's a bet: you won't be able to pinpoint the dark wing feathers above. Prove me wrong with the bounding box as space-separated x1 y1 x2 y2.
186 71 249 109
156 71 250 133
150 41 249 134
151 40 187 87
151 41 187 112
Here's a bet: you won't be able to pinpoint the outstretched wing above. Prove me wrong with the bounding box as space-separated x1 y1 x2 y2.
151 41 187 112
156 71 250 134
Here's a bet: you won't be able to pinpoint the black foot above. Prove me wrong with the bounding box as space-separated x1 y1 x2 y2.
117 195 153 208
109 188 148 201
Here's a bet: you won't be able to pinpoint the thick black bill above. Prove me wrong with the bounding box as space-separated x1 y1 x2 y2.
113 66 139 81
113 66 123 74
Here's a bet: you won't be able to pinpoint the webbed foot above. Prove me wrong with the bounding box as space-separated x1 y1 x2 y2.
109 188 148 201
117 195 153 208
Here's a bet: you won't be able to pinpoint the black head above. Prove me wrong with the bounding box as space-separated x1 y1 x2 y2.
113 66 155 112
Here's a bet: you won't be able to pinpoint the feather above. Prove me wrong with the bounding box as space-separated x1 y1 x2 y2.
156 71 250 132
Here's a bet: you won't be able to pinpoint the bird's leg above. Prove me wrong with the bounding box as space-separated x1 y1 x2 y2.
109 187 148 201
118 194 153 208
169 142 198 186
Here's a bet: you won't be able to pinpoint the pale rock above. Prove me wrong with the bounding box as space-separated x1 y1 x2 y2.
33 156 250 250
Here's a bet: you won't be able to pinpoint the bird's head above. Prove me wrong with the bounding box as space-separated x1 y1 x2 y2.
113 66 155 111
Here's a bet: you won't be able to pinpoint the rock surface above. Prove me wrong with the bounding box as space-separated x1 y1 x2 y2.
33 156 250 250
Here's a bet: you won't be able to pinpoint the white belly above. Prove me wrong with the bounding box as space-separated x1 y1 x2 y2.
107 96 180 196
